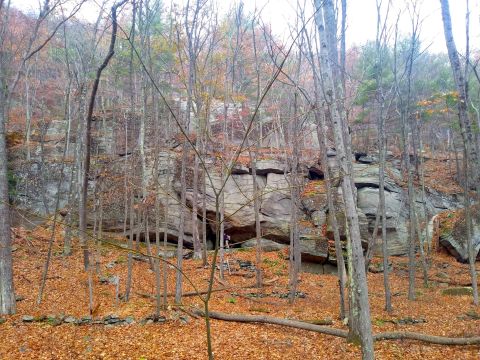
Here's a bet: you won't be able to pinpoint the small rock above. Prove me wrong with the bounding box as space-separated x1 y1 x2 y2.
394 317 426 325
34 315 47 322
79 316 92 325
278 291 306 299
435 272 449 279
368 262 392 274
105 276 119 285
103 314 122 325
146 319 154 325
64 316 77 324
46 315 62 326
157 249 176 259
0 318 6 325
145 314 166 323
442 287 473 296
105 261 117 269
125 316 135 324
22 315 34 323
179 315 190 324
237 260 256 271
15 295 26 302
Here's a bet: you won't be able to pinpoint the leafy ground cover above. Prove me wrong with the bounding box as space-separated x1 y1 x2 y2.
0 226 479 359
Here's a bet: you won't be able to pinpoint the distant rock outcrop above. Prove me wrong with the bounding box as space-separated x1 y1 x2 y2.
8 118 463 265
439 207 480 263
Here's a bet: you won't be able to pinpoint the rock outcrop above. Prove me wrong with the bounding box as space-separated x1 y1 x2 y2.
8 116 464 265
439 207 480 263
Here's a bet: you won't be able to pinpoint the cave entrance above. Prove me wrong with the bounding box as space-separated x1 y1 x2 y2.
308 166 324 180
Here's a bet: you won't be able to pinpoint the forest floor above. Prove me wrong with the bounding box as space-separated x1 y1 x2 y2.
0 226 479 359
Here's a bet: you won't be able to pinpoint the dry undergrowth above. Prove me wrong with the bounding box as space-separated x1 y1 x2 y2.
0 226 479 359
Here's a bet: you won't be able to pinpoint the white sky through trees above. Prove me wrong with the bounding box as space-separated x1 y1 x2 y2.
11 0 480 54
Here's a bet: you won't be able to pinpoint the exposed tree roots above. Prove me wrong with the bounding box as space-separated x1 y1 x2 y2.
193 309 480 346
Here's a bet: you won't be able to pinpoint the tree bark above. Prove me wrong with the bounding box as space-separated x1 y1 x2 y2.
0 87 15 315
439 0 479 305
79 0 127 270
315 1 374 357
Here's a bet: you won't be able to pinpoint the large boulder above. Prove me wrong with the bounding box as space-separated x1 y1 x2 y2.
300 234 329 263
353 163 401 192
241 238 287 252
260 173 292 241
255 159 288 175
439 209 480 263
181 172 266 240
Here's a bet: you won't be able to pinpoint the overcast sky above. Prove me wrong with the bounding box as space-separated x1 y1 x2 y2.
11 0 480 54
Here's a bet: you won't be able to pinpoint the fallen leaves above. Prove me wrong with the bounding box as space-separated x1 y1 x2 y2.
0 226 479 359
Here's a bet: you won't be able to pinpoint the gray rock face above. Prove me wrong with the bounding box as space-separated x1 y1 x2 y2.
260 173 292 241
356 187 409 255
357 155 378 164
255 159 288 175
311 210 327 227
326 148 337 157
440 221 480 263
10 115 463 264
352 163 461 256
300 234 329 263
231 163 250 174
182 171 266 239
353 163 401 192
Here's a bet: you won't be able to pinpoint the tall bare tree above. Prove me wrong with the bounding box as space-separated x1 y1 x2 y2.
440 0 479 305
79 0 127 271
314 0 374 357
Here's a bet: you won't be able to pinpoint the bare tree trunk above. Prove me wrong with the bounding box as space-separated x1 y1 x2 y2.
374 0 392 311
175 140 188 303
315 1 374 357
304 16 347 318
251 20 263 288
201 137 208 266
125 191 134 301
0 87 15 315
288 90 301 304
440 0 479 305
316 115 347 319
192 152 201 259
163 141 171 308
79 0 126 270
379 116 392 312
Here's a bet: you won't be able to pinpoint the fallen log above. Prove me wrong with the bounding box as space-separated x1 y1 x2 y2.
193 309 480 346
193 309 348 338
373 332 480 346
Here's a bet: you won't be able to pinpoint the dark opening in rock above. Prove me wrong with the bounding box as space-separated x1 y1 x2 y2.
307 167 324 180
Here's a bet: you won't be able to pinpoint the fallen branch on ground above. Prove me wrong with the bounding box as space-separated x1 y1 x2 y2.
192 309 480 346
